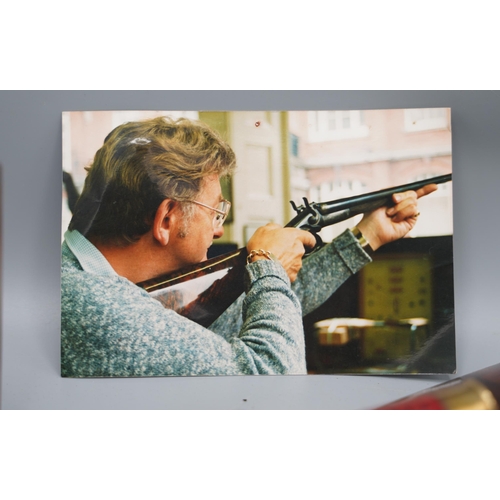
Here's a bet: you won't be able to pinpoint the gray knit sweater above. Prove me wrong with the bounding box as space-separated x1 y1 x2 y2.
61 230 370 377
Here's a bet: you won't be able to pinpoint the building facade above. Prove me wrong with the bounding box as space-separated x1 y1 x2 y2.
288 108 453 240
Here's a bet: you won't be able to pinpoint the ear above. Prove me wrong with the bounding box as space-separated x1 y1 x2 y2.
152 199 177 246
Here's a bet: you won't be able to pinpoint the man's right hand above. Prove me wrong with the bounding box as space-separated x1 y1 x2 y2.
247 223 316 282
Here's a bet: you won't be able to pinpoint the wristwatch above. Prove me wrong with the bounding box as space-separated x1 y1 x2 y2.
351 226 374 255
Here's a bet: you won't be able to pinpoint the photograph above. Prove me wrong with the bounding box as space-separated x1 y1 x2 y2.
61 109 454 377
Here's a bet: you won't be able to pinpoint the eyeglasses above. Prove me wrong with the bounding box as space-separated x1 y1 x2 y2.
188 199 231 228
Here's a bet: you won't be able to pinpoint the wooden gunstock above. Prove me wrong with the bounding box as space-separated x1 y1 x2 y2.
138 248 248 327
137 174 452 326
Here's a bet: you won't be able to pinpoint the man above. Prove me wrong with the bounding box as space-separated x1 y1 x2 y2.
61 116 436 377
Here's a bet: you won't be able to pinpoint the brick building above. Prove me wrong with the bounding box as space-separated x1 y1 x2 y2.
288 108 453 240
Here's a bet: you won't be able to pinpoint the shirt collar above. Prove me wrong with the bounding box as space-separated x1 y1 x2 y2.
64 230 118 277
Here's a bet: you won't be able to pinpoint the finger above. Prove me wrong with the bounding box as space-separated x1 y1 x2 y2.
391 190 418 205
388 197 419 222
295 228 317 249
391 203 419 222
415 183 438 198
387 192 417 217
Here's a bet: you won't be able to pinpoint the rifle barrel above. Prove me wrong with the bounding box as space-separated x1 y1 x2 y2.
287 173 452 230
317 173 452 214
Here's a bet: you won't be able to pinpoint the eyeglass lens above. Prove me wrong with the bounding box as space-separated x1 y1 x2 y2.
214 201 230 228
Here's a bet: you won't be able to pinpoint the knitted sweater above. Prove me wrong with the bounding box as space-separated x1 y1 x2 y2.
61 230 370 377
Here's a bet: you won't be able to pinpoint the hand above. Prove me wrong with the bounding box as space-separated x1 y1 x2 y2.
247 223 316 282
356 183 438 251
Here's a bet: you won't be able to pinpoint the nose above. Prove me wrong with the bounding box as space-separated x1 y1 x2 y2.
213 225 224 239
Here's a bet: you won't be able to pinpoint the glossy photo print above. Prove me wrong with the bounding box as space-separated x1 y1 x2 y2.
61 109 454 377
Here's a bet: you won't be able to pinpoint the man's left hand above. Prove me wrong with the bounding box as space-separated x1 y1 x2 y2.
356 183 438 251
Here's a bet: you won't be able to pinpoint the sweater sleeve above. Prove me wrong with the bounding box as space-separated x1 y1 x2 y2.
210 229 372 337
291 229 372 316
61 252 306 377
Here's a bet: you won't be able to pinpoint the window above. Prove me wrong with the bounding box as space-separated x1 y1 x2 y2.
411 172 450 195
290 133 299 157
315 179 367 201
307 110 369 142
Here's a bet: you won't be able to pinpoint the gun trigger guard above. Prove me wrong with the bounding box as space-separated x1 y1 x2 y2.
305 233 324 256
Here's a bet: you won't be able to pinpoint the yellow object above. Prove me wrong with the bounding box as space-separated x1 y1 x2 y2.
360 254 433 322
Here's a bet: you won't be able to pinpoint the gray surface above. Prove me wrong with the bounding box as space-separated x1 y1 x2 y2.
1 90 499 409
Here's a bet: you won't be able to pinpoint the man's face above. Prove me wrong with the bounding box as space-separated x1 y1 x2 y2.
168 174 225 269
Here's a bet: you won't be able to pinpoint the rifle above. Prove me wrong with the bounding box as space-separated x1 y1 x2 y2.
137 174 452 327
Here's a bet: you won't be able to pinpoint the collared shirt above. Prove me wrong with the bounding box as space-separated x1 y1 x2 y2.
64 229 117 277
